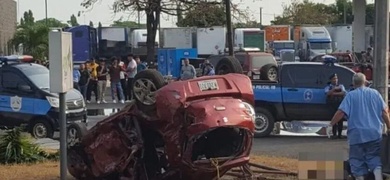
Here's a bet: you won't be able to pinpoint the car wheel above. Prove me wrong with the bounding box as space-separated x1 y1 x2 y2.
30 119 54 139
254 108 275 138
260 64 278 81
132 69 166 113
215 56 243 75
67 123 88 148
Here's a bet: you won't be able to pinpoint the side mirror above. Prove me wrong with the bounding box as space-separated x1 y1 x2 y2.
18 84 32 91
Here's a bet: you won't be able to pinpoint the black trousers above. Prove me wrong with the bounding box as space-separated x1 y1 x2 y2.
73 82 80 91
117 79 127 100
328 100 344 137
332 119 344 137
87 80 98 101
126 78 134 100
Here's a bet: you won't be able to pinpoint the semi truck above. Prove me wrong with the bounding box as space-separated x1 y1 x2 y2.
64 26 159 63
64 25 98 63
293 26 333 61
234 28 266 52
326 25 352 52
264 25 291 42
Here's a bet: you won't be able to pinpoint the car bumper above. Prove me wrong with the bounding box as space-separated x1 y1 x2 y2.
48 108 88 130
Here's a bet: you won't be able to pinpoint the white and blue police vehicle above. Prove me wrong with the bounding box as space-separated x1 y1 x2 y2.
252 55 356 137
0 56 87 138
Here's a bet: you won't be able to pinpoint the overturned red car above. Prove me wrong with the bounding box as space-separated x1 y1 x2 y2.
67 68 255 180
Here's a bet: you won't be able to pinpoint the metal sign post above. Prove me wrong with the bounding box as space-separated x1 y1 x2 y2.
48 30 74 180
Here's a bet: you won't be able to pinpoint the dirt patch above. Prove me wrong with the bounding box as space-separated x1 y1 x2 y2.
0 155 298 180
250 155 298 172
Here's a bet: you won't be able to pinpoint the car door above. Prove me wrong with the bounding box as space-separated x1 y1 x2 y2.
281 64 325 120
0 70 35 126
316 65 355 119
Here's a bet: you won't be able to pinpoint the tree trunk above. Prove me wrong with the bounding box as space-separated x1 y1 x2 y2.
145 0 161 63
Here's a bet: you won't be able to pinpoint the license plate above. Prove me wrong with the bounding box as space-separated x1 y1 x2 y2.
253 75 260 79
198 79 219 91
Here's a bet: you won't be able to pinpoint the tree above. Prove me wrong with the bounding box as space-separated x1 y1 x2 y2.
68 14 79 26
20 10 35 28
234 21 261 28
272 0 375 25
176 2 226 27
81 0 246 63
98 22 102 27
10 24 49 60
89 21 94 27
35 18 68 28
271 0 336 25
9 10 65 60
111 18 145 28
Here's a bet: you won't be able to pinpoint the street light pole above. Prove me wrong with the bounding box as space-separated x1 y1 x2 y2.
259 7 263 26
225 0 234 56
45 0 48 25
373 0 389 102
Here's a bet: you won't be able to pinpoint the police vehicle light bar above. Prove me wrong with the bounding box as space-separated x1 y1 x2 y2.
322 55 337 65
0 55 34 62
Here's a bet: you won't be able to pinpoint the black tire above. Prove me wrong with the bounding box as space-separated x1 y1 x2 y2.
260 64 278 81
29 118 54 139
215 56 243 75
254 107 275 138
67 123 88 148
132 69 166 113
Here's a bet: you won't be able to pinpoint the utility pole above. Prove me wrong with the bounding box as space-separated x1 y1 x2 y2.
259 7 263 26
225 0 234 56
343 2 347 24
373 0 389 103
45 0 48 25
137 10 141 27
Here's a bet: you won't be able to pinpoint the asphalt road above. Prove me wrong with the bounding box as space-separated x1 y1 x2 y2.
34 115 348 159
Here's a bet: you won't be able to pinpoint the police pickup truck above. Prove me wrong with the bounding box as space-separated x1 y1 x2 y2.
252 61 356 137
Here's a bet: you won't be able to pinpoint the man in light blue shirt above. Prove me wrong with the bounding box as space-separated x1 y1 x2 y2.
330 73 390 180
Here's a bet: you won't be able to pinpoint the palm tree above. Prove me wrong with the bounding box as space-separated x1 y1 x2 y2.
10 24 49 60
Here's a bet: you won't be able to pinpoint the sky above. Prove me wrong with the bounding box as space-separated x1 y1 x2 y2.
16 0 375 27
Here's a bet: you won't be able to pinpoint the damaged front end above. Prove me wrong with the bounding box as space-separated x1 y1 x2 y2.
67 70 255 180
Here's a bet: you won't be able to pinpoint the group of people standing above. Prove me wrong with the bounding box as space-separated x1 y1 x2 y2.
73 54 147 104
180 58 215 80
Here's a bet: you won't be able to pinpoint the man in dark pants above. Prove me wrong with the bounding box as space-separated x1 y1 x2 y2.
126 54 137 101
86 58 99 103
324 73 346 139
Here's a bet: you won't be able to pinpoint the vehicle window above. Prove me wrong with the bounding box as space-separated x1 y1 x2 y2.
273 42 294 49
21 65 50 89
2 71 28 89
75 31 83 38
251 55 276 68
284 65 322 88
332 54 352 63
309 42 331 50
322 66 354 89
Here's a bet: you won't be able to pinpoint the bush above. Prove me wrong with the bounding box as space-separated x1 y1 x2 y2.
0 127 58 164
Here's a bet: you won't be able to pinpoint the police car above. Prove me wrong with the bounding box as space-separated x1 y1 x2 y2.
251 55 355 137
0 56 87 138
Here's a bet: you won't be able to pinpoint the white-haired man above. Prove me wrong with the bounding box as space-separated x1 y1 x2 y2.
330 73 390 180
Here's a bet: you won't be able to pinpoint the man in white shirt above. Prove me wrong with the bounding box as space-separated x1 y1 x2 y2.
117 57 127 101
126 54 137 101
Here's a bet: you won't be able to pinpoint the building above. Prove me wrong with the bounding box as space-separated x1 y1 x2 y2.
0 0 17 55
